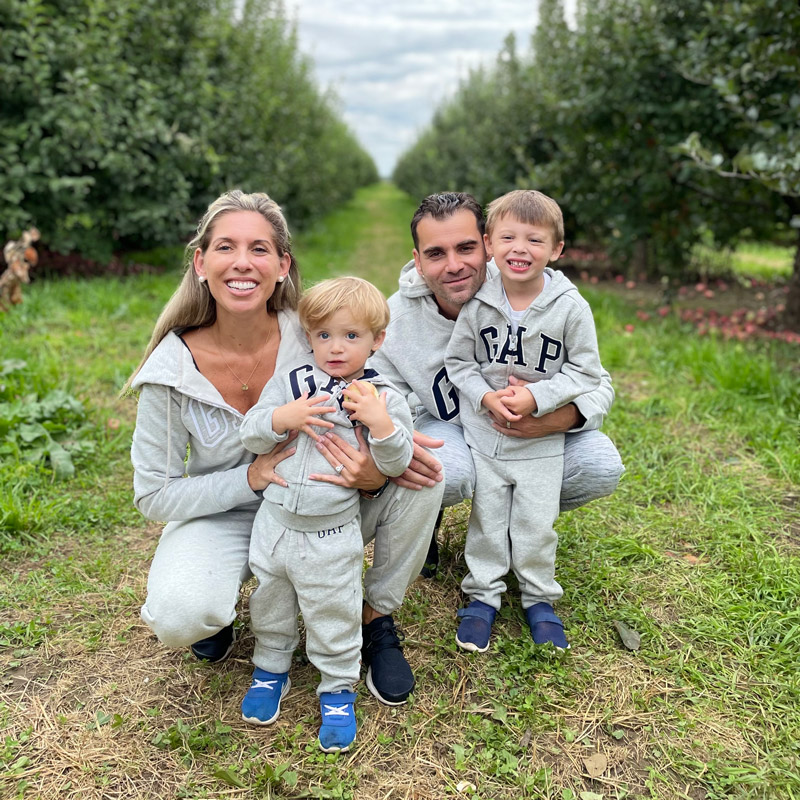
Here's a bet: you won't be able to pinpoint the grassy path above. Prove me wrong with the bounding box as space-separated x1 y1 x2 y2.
1 183 798 800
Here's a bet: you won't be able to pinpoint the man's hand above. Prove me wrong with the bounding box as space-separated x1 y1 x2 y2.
390 431 444 491
491 401 581 438
272 392 335 438
311 426 385 489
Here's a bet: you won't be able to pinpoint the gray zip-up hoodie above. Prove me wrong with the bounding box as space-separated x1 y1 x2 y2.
240 357 413 531
130 311 309 521
445 268 602 460
369 260 614 430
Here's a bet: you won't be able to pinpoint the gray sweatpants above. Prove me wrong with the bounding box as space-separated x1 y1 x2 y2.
461 450 564 609
414 411 624 511
141 480 443 648
249 511 363 694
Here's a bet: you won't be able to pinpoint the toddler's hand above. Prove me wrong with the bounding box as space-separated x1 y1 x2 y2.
272 393 336 439
481 389 522 423
343 380 394 439
500 383 537 416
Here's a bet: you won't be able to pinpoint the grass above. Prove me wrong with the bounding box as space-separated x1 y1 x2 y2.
691 239 794 283
1 182 798 799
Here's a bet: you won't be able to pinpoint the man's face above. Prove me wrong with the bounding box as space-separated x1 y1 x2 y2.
413 209 487 320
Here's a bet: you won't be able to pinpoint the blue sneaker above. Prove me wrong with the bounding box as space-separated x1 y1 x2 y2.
241 668 291 725
525 602 570 650
191 623 235 663
455 600 497 653
318 691 357 753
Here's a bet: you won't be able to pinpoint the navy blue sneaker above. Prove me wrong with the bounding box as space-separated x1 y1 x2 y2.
319 690 357 752
455 600 496 653
190 623 235 663
525 603 570 650
241 668 291 725
362 616 414 706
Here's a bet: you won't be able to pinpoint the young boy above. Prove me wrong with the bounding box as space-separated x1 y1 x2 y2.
239 276 413 752
444 190 603 653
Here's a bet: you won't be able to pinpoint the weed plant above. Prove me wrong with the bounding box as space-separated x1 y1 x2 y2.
0 184 798 799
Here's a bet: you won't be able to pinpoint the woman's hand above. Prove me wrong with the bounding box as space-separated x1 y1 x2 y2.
310 426 385 490
246 434 297 491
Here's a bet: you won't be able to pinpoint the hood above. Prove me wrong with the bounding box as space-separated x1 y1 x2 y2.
475 267 575 310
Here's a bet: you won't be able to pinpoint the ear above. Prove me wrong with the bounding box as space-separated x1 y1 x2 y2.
370 330 387 353
279 251 292 280
483 233 494 258
193 248 206 280
550 240 565 262
412 249 424 277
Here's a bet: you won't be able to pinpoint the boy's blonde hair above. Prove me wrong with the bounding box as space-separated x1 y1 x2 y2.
299 276 390 336
485 189 564 244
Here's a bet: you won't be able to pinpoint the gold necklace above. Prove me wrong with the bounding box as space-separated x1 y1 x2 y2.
213 323 274 392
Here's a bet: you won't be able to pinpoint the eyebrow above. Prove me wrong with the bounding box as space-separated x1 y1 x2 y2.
212 236 272 246
422 238 479 257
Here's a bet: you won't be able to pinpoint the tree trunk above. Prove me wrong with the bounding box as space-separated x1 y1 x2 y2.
784 231 800 331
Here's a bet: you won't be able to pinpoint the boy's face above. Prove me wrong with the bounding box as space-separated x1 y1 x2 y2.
485 216 564 296
307 308 385 382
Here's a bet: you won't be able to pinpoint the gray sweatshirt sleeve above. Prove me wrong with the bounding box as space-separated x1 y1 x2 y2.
131 384 258 521
240 376 290 454
367 390 414 477
570 368 615 431
526 304 603 417
367 347 414 403
445 307 494 414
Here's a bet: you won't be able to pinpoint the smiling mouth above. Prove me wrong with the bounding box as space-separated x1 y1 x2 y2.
507 260 530 270
226 280 257 291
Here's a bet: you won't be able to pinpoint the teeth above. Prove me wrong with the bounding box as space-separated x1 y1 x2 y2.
227 281 257 290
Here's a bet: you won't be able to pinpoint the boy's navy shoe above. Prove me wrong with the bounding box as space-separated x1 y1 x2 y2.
455 600 496 653
362 616 414 705
190 623 235 663
525 602 570 650
318 690 357 752
241 668 291 725
420 510 444 579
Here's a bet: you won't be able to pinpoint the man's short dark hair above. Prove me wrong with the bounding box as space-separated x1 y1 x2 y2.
410 192 485 249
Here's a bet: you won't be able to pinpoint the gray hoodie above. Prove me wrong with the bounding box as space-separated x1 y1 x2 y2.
445 267 602 460
130 311 309 521
369 260 614 430
240 358 413 531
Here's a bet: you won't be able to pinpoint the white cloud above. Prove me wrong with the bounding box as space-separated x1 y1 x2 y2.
290 1 565 177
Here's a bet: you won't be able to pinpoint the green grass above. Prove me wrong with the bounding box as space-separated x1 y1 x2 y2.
692 239 794 282
1 182 798 799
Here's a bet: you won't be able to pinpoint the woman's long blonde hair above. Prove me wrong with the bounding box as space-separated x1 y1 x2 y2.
123 190 301 392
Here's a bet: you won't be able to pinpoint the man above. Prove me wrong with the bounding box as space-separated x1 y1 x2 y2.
370 192 623 571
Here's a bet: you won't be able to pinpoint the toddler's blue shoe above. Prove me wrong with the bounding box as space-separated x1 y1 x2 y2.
318 690 357 753
525 602 570 650
455 600 496 653
241 668 291 725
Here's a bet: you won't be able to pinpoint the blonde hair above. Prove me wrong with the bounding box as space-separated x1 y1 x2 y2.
123 189 301 392
485 189 564 243
299 276 389 336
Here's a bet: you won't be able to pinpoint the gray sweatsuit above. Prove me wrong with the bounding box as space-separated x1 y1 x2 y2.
369 261 623 511
131 311 442 651
240 358 413 693
445 268 602 609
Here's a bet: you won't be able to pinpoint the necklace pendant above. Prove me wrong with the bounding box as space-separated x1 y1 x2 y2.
241 384 248 391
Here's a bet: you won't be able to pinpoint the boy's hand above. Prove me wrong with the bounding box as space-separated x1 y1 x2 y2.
500 384 537 416
342 380 395 439
272 392 336 439
481 389 522 423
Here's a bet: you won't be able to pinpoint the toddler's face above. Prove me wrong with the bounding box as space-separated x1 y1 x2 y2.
307 308 385 382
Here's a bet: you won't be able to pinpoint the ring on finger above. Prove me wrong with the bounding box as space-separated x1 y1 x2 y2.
506 421 511 429
334 464 345 475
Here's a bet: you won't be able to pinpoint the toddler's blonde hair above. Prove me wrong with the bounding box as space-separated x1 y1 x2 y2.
299 276 390 336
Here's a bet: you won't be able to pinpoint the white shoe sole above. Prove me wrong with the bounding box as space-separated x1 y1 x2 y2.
455 634 490 653
241 677 291 726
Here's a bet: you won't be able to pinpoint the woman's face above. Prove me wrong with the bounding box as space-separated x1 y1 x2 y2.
193 211 291 317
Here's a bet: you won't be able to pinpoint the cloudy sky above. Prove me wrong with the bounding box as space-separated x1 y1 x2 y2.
291 1 575 177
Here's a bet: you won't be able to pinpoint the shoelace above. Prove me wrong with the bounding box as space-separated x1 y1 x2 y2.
367 621 405 650
322 703 351 718
252 678 280 690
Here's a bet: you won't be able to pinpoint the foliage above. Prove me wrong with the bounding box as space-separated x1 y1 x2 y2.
393 0 799 321
0 0 378 263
